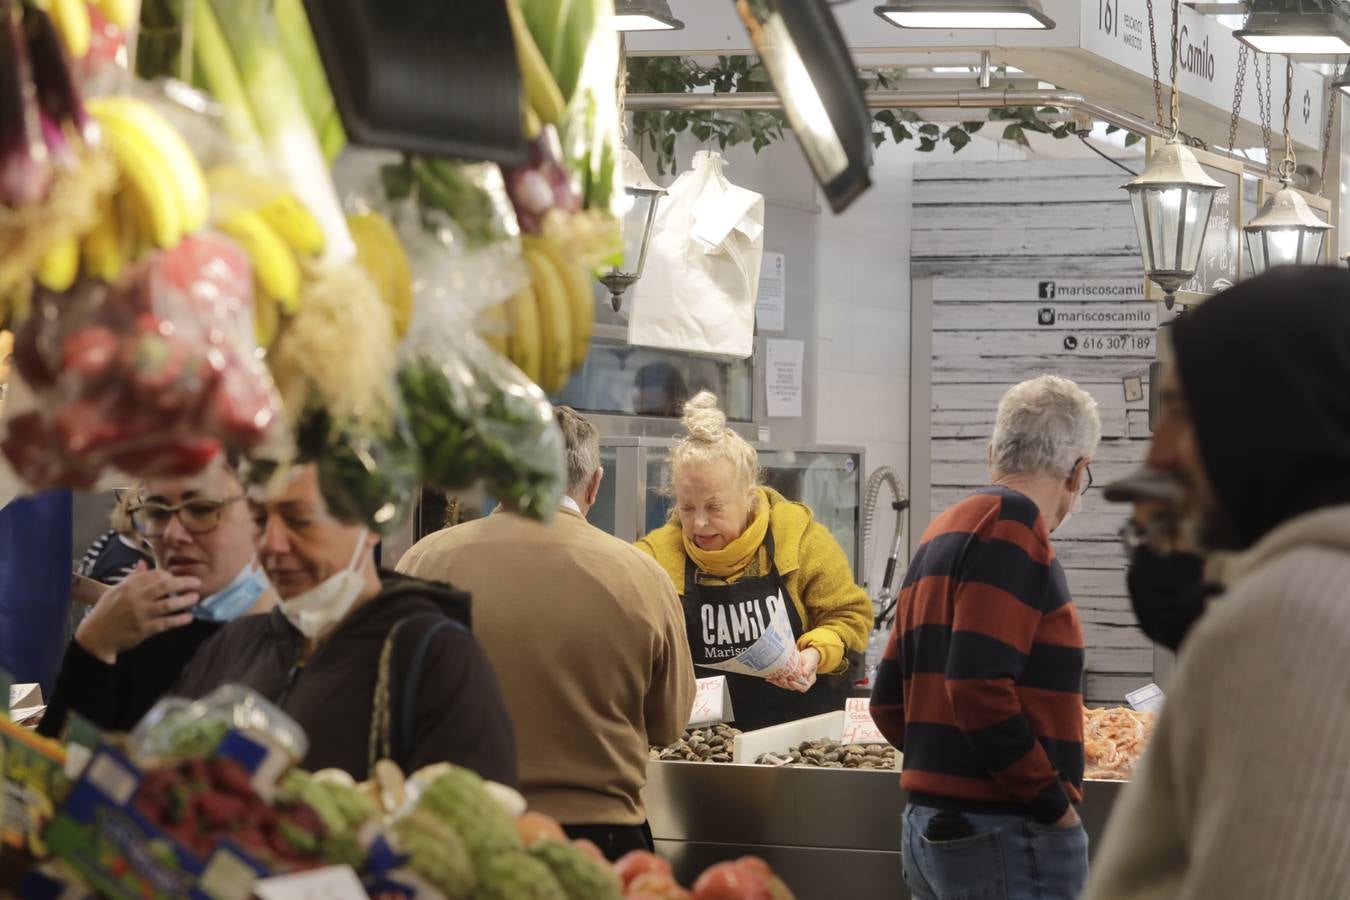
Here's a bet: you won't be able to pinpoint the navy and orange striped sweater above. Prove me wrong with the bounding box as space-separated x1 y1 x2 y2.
869 486 1084 824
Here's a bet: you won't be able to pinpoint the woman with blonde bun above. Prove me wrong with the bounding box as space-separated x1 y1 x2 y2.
636 391 871 729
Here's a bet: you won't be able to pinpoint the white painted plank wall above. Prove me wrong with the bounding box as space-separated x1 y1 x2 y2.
912 158 1155 705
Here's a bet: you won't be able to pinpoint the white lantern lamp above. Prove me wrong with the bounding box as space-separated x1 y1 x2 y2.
600 149 666 313
1244 166 1332 272
1244 56 1332 273
1123 140 1225 306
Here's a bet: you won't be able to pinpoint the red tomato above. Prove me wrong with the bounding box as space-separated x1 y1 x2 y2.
614 851 674 889
515 811 567 848
626 871 691 900
572 838 608 864
691 861 774 900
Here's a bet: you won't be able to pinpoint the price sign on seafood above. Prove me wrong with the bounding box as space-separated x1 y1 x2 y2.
690 676 735 727
841 698 887 746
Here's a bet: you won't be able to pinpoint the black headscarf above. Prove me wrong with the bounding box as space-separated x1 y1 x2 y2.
1172 265 1350 549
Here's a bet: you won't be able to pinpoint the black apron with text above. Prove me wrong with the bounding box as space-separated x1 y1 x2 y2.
682 531 849 732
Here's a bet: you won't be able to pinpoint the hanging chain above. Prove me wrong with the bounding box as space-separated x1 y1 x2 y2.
1280 55 1297 182
1320 59 1344 196
1146 0 1164 128
1228 43 1249 154
1255 53 1273 177
1168 0 1181 138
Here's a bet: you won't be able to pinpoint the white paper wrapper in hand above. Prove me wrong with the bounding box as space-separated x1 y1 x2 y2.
700 600 802 682
627 151 764 359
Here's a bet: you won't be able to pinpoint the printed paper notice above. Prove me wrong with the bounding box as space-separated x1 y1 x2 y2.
765 338 803 418
842 698 888 745
756 252 786 331
255 866 368 900
690 676 735 727
700 601 802 682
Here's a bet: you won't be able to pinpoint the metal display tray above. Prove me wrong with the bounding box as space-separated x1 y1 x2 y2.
642 761 1125 900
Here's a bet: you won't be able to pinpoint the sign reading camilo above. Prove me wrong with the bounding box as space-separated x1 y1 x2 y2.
1083 0 1323 147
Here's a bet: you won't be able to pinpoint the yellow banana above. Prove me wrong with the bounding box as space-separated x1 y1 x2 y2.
254 288 280 349
81 193 123 282
506 285 543 386
51 0 91 59
35 236 79 292
477 301 511 357
347 212 411 337
94 114 182 249
259 193 325 257
91 97 210 235
117 187 153 261
532 236 594 374
504 0 566 125
94 0 138 30
523 245 572 393
217 209 302 314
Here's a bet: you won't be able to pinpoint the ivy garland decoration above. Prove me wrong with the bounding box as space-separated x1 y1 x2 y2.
626 55 1141 175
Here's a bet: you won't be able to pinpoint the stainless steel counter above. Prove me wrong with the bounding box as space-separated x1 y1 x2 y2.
642 762 1125 899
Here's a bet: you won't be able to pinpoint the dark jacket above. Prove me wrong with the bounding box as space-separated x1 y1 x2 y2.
39 621 222 739
174 572 517 785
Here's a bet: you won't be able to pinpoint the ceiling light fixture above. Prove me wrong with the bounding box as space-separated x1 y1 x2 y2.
874 0 1056 30
614 0 684 31
1124 0 1223 306
1244 57 1332 271
1235 0 1350 56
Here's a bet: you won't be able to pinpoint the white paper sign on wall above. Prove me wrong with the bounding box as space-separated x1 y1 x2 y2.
765 339 804 418
756 252 786 331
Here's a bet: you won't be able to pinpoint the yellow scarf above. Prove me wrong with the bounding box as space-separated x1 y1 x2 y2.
683 488 771 578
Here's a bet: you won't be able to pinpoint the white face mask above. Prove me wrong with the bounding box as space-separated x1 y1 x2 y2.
279 528 370 640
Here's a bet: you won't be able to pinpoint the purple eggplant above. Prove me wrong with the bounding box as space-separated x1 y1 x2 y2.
0 0 51 207
23 1 91 145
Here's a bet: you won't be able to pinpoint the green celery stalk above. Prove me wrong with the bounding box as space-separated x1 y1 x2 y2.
191 0 263 152
207 0 354 264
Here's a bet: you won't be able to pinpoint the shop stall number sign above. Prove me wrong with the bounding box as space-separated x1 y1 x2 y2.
842 698 887 745
690 676 735 727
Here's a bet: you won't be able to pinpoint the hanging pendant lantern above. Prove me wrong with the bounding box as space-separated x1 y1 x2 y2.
1244 56 1332 273
1123 140 1225 303
1244 180 1332 272
600 149 667 313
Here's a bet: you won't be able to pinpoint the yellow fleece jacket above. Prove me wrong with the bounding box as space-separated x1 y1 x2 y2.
635 487 871 675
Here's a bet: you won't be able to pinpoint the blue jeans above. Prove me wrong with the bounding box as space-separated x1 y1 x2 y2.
902 803 1089 900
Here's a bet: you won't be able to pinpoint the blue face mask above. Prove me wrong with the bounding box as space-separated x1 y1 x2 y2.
193 561 270 623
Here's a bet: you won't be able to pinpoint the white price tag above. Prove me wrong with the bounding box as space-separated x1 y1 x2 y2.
1125 682 1165 714
841 698 888 745
254 866 367 900
689 676 735 727
9 683 40 710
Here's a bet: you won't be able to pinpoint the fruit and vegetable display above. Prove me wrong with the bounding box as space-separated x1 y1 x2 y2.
0 0 639 526
754 739 898 771
20 687 799 899
650 726 742 764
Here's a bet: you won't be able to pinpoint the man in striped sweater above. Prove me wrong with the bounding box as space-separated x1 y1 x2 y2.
871 374 1100 900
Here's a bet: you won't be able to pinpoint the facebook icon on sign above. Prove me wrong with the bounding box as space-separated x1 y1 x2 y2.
1039 281 1056 299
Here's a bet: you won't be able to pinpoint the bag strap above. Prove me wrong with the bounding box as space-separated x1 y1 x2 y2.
368 612 468 776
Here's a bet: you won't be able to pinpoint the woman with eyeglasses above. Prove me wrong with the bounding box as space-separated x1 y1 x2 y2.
39 455 277 738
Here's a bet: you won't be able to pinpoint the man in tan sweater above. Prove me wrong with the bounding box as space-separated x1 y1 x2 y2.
1086 267 1350 899
396 406 694 860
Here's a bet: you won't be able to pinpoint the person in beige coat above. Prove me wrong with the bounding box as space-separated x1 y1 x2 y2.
396 406 695 861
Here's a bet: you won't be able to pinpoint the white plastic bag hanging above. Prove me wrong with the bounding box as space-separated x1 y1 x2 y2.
627 151 764 359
